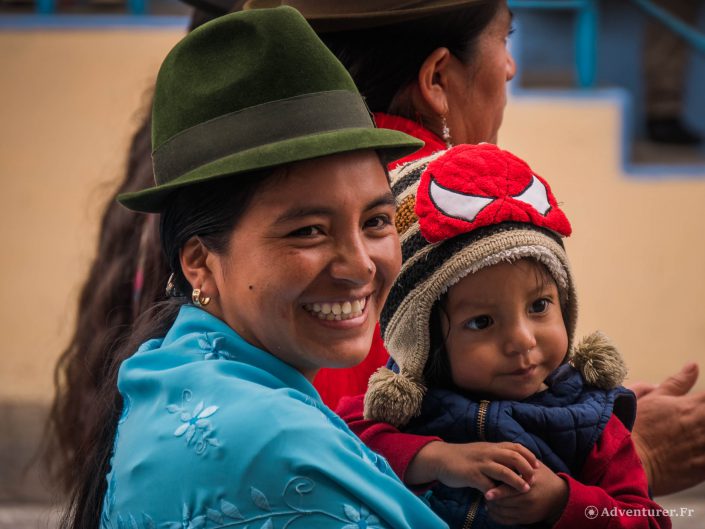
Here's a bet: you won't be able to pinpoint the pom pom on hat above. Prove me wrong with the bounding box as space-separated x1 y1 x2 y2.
570 331 628 389
364 367 426 428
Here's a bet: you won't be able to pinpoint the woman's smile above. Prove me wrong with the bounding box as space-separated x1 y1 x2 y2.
304 294 370 322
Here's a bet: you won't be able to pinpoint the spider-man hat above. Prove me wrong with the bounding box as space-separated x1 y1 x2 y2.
365 144 617 427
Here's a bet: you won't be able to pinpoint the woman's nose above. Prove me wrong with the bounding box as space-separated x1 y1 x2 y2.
503 318 537 356
329 234 375 284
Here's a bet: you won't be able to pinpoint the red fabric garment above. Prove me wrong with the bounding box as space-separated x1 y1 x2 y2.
313 115 445 409
312 324 389 411
373 113 448 170
336 393 441 482
554 415 671 529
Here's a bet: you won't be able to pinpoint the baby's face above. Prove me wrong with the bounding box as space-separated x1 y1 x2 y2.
440 259 568 400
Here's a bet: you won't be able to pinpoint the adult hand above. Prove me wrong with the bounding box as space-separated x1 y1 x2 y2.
485 461 568 525
408 440 537 492
630 362 705 495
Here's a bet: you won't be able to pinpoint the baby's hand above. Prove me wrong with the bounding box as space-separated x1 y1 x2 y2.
428 441 538 492
486 460 568 525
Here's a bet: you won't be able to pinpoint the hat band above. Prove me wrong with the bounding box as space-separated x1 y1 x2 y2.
152 90 374 185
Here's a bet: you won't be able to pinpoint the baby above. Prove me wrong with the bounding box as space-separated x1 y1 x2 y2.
364 144 670 528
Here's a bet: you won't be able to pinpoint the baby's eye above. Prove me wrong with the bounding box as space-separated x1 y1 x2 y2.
465 315 493 330
288 225 323 238
529 298 550 314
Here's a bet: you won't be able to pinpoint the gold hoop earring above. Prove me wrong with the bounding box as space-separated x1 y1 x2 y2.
192 288 211 307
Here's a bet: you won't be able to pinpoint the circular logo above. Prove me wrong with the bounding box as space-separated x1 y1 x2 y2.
585 506 599 520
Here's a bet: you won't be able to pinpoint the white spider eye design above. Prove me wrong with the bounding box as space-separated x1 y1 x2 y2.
512 175 551 215
429 178 495 223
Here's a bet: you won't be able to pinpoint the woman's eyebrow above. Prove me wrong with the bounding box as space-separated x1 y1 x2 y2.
365 192 396 211
273 192 396 225
273 206 335 225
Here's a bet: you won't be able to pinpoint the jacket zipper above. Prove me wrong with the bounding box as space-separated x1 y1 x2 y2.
462 400 491 529
462 493 482 529
476 399 490 441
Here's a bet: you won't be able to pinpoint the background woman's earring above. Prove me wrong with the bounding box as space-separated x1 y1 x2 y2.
441 115 453 148
192 288 211 307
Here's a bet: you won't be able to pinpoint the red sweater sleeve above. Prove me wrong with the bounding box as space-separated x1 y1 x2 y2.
554 415 671 529
336 393 441 482
313 324 389 409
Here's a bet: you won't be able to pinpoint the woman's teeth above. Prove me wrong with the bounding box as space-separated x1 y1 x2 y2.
304 298 366 320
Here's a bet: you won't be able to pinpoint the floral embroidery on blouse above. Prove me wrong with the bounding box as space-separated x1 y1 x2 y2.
341 504 384 529
166 389 221 455
197 333 233 361
106 476 389 529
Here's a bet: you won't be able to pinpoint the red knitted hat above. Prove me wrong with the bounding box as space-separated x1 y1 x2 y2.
416 143 571 243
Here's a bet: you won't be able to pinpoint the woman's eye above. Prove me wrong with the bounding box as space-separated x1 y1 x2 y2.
465 315 493 330
288 225 323 238
505 25 515 43
530 298 550 314
364 215 392 230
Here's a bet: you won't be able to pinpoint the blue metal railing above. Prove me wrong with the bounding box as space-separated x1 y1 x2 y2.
628 0 705 55
26 0 705 71
36 0 146 15
508 0 599 88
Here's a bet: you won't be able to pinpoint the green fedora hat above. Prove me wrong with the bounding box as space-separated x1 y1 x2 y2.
118 7 423 212
242 0 487 32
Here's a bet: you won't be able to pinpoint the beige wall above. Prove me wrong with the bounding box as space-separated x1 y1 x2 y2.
0 29 183 403
1 29 703 408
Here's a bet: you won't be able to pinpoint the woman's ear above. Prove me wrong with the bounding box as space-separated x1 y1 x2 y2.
416 47 453 117
180 236 218 300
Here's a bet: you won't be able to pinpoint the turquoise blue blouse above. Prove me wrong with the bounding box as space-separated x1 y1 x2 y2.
101 304 447 529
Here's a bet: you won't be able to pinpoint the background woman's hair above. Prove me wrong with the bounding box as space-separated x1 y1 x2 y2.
320 0 500 114
58 170 274 529
44 115 170 493
44 7 222 495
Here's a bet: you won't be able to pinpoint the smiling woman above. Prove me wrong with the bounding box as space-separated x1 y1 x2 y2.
185 152 401 380
58 7 450 529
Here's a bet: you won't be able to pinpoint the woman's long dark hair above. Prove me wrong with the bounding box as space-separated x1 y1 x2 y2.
58 170 274 529
320 0 501 114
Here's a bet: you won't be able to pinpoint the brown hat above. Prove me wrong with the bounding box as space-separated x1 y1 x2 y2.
242 0 487 31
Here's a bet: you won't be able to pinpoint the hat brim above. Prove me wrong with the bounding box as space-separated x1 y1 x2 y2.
118 127 423 213
242 0 486 32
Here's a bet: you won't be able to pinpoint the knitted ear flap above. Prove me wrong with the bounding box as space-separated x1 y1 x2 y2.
364 366 426 428
569 331 628 389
